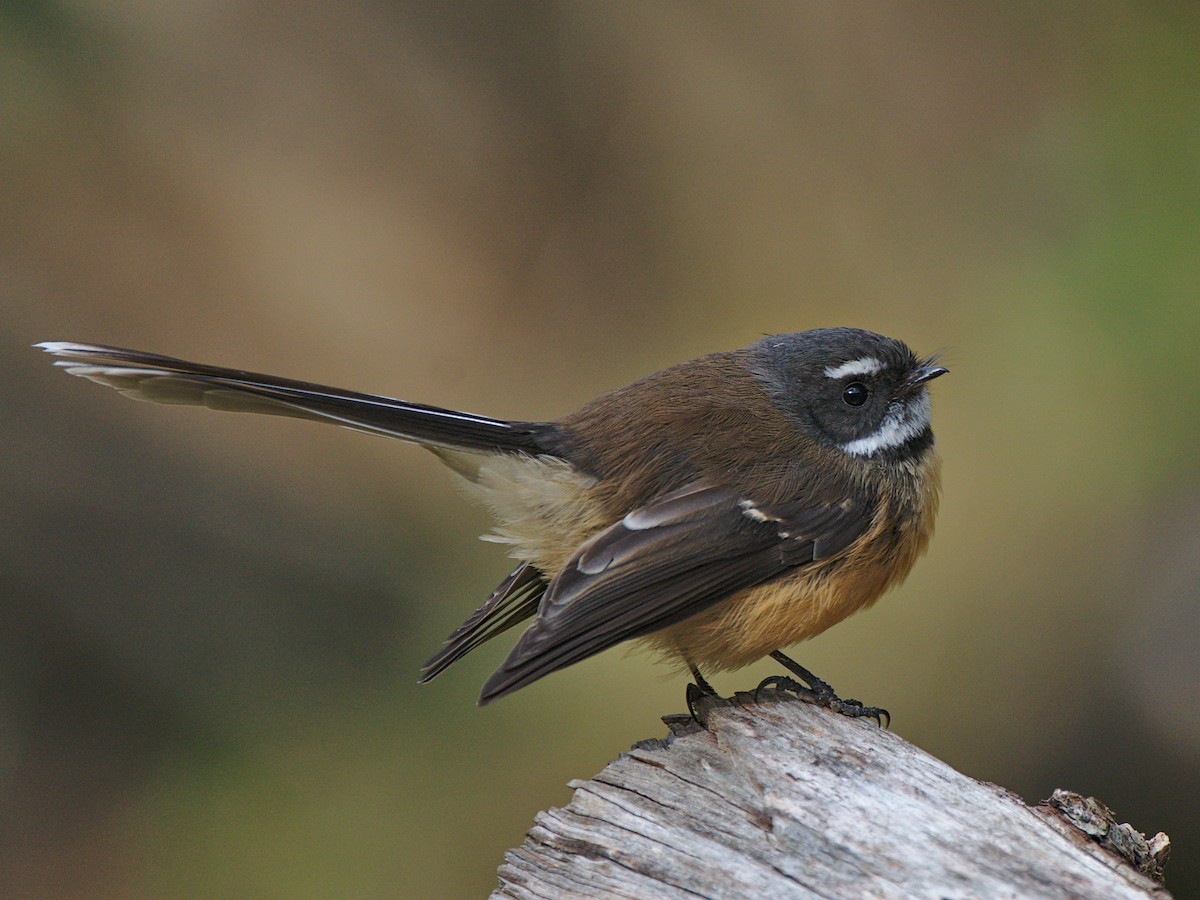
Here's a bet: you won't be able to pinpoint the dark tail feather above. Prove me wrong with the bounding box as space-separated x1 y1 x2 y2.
419 563 547 682
36 342 547 455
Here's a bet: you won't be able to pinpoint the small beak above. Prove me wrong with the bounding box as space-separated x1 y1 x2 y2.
897 365 948 396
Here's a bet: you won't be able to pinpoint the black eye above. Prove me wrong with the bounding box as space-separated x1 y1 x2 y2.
842 382 869 407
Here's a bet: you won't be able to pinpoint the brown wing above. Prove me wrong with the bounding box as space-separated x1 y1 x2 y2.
478 481 871 703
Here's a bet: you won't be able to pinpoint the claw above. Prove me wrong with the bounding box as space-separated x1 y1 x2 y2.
826 697 890 728
754 674 810 703
685 663 722 727
755 650 891 727
685 681 711 728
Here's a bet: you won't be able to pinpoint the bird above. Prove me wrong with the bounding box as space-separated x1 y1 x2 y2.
36 328 946 718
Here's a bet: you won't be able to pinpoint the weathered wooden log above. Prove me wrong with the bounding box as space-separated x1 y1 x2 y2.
495 690 1170 899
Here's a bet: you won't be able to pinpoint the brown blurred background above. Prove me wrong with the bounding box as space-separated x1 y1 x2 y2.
4 2 1199 897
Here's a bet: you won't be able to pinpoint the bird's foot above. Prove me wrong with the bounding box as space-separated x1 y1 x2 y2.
756 651 890 727
685 665 722 727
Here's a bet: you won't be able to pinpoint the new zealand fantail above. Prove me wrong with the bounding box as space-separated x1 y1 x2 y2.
38 328 946 719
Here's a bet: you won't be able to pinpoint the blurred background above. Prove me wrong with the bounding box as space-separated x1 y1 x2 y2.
4 2 1199 896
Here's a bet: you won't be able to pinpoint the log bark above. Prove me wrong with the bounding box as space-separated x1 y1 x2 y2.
494 690 1170 899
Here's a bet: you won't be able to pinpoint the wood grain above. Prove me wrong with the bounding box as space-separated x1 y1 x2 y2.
495 691 1169 899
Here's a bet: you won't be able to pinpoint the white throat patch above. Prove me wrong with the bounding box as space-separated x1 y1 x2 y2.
839 392 932 457
824 357 884 380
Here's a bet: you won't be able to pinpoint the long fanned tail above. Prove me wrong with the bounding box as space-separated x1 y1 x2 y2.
36 342 548 455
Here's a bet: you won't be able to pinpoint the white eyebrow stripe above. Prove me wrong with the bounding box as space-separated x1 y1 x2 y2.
824 357 884 380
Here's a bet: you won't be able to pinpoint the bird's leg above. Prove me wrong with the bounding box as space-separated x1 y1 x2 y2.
756 650 890 728
686 662 720 725
689 662 718 697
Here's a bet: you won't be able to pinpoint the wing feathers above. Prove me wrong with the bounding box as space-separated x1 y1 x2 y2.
478 483 870 703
